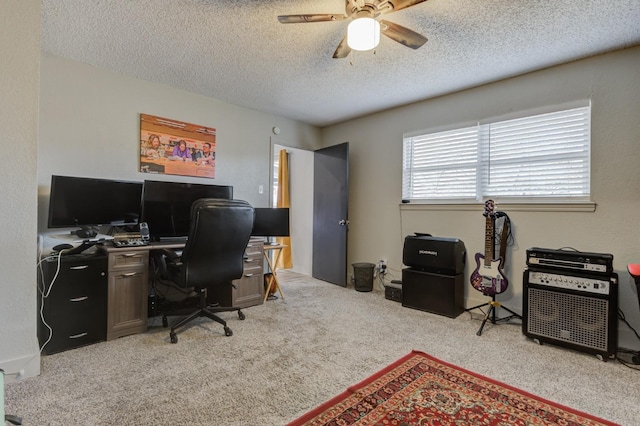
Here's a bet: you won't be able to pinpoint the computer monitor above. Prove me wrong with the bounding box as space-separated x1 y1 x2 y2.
140 180 233 241
251 208 290 237
47 175 143 229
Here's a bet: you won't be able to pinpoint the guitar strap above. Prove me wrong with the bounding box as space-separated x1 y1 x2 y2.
497 213 511 265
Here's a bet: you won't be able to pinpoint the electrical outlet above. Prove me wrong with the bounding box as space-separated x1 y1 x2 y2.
378 259 387 275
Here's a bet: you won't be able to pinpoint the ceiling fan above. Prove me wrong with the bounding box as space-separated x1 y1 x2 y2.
278 0 429 58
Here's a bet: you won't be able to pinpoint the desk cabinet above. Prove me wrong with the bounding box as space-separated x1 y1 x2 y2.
102 247 149 340
207 239 264 308
231 239 265 308
38 254 108 355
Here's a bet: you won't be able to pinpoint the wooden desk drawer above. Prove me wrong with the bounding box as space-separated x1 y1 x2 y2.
243 255 262 269
41 321 106 355
107 251 148 271
245 241 264 257
46 291 106 322
242 263 263 278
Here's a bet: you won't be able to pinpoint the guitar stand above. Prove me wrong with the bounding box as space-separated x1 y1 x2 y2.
466 295 522 336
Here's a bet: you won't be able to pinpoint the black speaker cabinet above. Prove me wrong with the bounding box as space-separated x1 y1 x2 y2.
523 269 618 360
402 268 464 318
402 235 466 275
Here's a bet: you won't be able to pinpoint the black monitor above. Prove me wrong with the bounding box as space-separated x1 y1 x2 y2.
252 208 290 237
140 180 233 241
48 175 143 229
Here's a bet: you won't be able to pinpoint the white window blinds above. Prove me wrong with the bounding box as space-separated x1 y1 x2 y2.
402 105 591 201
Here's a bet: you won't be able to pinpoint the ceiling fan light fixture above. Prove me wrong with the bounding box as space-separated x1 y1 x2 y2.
347 17 380 51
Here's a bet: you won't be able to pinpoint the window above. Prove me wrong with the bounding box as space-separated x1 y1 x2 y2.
402 104 591 202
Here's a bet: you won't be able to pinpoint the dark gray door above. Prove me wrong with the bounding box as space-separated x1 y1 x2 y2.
312 142 349 286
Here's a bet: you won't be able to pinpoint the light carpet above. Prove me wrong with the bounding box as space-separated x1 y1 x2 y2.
5 271 639 425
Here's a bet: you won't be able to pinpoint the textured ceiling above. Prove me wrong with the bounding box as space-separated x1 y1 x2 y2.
41 0 640 127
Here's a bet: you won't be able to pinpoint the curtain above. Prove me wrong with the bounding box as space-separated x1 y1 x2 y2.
276 149 293 269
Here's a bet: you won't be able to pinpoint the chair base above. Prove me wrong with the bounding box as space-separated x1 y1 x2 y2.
167 287 244 343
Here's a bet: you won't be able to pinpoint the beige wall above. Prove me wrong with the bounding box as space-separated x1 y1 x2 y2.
0 1 41 380
37 53 322 232
323 46 640 349
2 50 321 381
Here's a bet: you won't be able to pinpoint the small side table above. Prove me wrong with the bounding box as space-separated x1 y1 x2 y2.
263 244 286 302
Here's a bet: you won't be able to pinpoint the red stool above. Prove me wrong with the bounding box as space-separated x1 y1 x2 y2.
628 263 640 306
627 264 640 364
629 264 640 283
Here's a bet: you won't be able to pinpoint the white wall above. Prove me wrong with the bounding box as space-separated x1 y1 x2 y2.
323 46 640 349
0 1 41 381
272 143 314 276
37 54 322 232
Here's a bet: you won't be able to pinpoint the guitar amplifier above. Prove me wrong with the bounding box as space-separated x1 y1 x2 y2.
402 234 466 275
402 268 464 318
523 269 618 360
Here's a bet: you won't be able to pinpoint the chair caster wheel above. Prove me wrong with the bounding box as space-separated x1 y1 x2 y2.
224 326 233 336
238 311 245 320
170 332 178 344
162 315 168 328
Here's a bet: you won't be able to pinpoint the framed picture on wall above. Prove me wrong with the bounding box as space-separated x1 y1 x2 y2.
139 113 216 179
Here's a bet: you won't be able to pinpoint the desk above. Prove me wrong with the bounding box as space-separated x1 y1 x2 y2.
263 244 286 302
101 239 265 337
38 238 264 353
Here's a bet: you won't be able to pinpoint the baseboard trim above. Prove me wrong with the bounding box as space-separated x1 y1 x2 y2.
0 352 40 384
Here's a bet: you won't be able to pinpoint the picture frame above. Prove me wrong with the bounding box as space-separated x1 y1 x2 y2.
139 113 216 179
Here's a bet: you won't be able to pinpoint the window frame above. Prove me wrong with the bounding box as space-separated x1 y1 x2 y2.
401 101 594 212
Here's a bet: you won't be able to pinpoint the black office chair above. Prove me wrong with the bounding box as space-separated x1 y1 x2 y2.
161 198 254 344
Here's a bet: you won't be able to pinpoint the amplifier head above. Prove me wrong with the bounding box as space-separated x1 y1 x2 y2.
526 247 613 274
402 234 466 275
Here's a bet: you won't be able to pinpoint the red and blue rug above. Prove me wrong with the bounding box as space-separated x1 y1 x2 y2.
288 350 617 426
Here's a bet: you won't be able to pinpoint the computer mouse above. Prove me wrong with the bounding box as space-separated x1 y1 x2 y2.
53 243 73 251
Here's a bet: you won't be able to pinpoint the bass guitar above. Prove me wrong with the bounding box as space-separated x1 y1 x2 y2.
470 200 508 296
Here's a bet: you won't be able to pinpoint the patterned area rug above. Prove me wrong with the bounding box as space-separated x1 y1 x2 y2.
288 350 618 426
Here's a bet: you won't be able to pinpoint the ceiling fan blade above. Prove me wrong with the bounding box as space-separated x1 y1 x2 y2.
278 14 346 24
379 19 427 49
390 0 429 12
332 36 351 58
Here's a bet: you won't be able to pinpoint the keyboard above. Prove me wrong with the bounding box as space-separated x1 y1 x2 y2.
112 238 149 248
111 232 149 248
